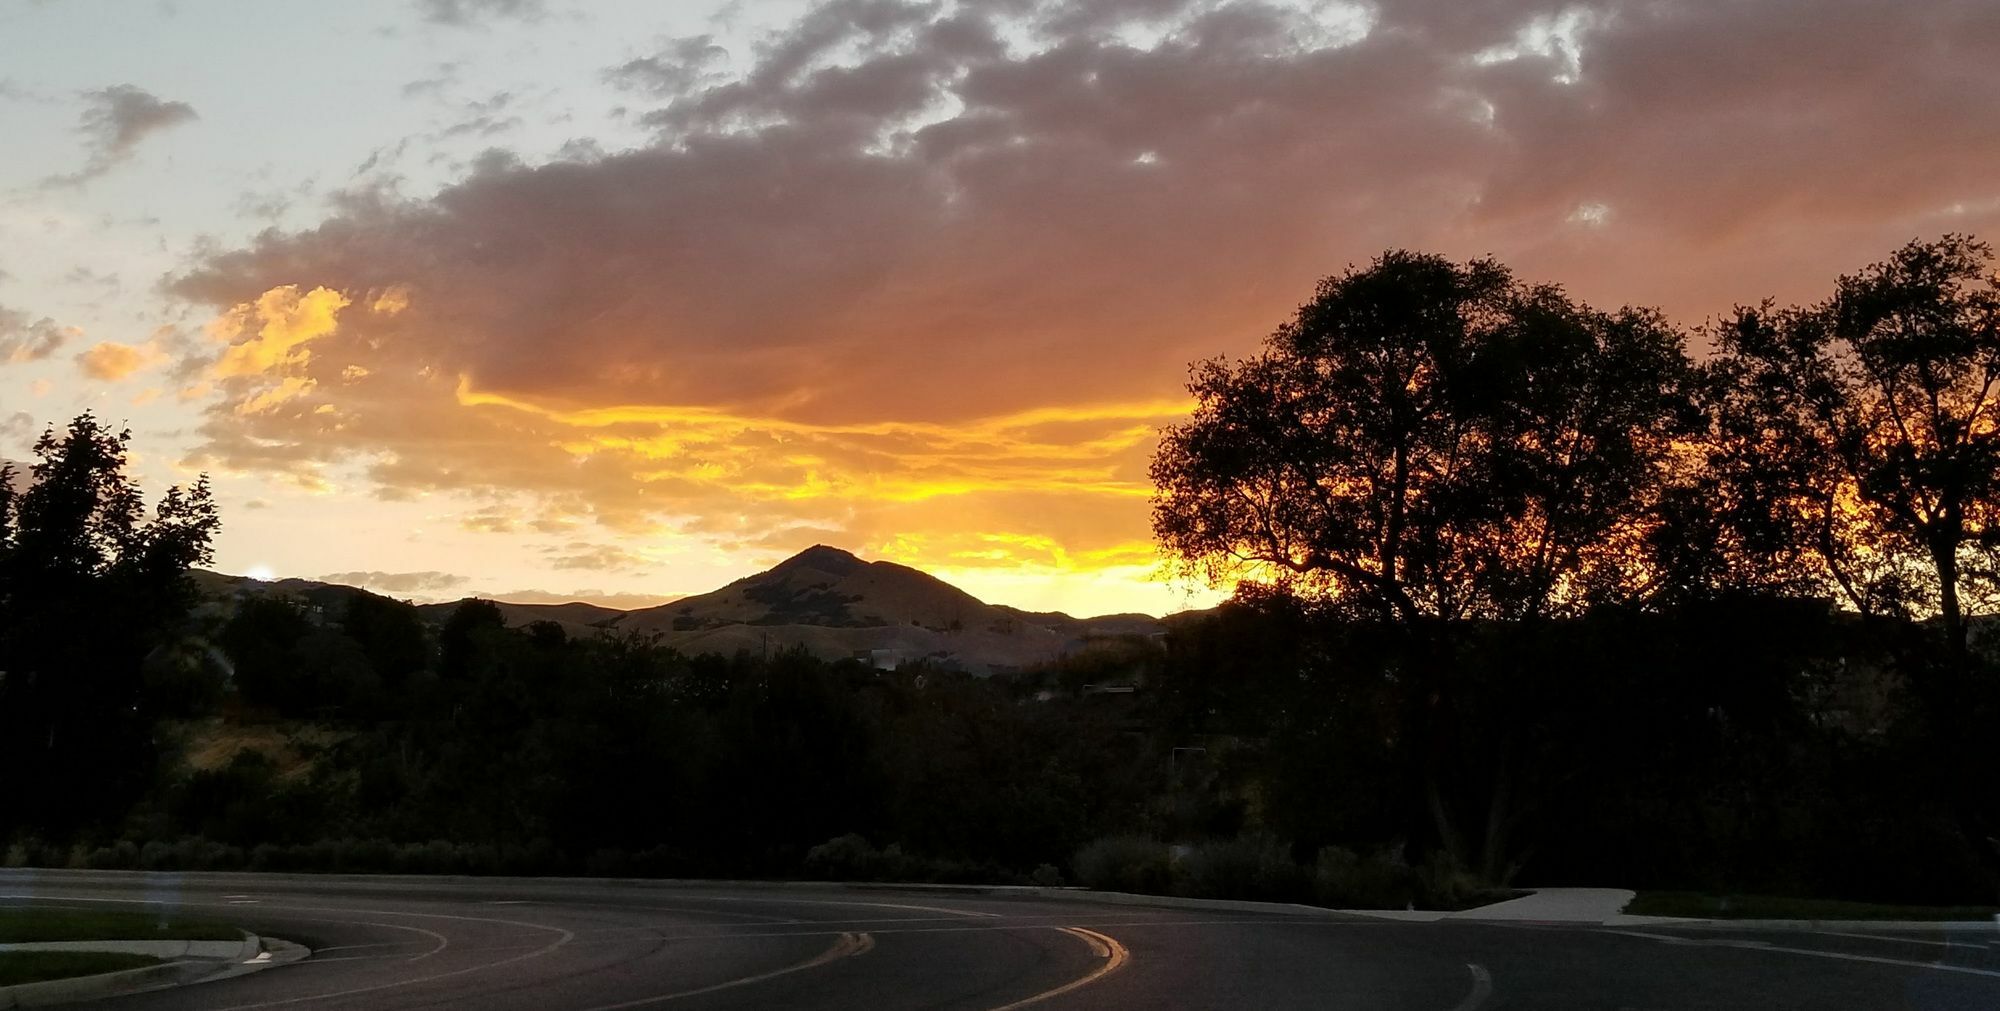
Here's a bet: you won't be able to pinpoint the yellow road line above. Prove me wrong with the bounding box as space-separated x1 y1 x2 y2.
584 930 876 1009
986 926 1130 1010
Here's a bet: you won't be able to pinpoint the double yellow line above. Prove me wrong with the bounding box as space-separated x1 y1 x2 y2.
987 927 1132 1010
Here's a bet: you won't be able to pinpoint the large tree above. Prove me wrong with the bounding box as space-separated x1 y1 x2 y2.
1710 236 2000 653
1153 251 1699 622
0 414 218 837
1707 235 2000 869
1151 250 1700 876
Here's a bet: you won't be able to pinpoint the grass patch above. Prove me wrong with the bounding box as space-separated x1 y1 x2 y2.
1626 892 2000 921
0 951 162 987
0 907 240 943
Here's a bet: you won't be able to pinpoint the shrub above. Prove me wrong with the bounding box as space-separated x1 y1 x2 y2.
1413 850 1486 910
85 841 140 870
1174 836 1306 901
1030 863 1065 887
1073 835 1172 894
1312 846 1414 909
805 834 883 880
3 839 51 868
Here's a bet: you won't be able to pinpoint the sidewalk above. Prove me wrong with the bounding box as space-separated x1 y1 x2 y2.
1328 888 2000 931
1451 887 1638 923
1313 888 1639 924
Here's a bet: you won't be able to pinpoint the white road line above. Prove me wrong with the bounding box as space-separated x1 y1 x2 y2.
1823 931 1962 948
1605 929 2000 980
289 918 450 962
703 896 1005 918
582 930 876 1009
1448 963 1493 1011
186 903 576 1010
554 899 804 924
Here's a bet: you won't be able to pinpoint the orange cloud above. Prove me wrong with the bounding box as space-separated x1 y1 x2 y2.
212 285 350 378
76 340 164 381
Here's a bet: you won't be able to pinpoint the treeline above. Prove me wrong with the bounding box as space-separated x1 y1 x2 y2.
5 569 1984 905
147 604 1156 880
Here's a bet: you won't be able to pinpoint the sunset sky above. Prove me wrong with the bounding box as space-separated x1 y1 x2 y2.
2 0 1996 616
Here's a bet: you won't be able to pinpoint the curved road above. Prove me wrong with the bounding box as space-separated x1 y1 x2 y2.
4 871 1999 1008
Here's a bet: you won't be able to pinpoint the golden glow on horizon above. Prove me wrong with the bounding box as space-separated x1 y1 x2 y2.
454 375 1183 504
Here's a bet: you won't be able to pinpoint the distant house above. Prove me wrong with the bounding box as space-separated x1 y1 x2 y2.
852 648 912 670
1081 682 1139 695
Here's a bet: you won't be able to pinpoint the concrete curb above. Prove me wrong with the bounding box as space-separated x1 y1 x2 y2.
0 958 218 1010
0 939 250 958
0 930 296 1008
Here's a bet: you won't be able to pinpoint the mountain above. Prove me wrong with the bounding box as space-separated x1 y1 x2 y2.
612 545 1106 672
622 544 999 631
200 545 1168 674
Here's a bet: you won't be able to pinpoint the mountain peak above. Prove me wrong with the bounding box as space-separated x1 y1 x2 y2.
773 544 866 575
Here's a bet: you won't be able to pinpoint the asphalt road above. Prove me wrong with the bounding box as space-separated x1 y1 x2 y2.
4 871 1999 1009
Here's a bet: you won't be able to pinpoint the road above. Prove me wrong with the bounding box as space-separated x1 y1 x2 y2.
3 871 1999 1009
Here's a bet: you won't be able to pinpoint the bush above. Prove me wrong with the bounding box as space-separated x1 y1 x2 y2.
800 834 1002 883
804 834 883 880
1173 836 1306 901
1312 846 1414 909
1030 863 1065 887
1413 850 1486 910
4 839 51 868
85 841 140 870
1073 835 1172 894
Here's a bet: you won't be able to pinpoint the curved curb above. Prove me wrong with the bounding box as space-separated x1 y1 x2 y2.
0 931 308 1008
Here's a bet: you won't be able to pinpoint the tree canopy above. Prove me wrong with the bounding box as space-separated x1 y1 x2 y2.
1152 250 1701 626
0 414 217 836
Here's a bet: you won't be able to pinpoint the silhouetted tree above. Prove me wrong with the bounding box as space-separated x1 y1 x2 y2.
220 595 315 713
439 598 506 682
1151 251 1700 877
1708 235 2000 871
343 592 430 699
0 414 217 836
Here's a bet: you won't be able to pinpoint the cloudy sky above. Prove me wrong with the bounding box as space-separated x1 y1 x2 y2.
2 0 1995 615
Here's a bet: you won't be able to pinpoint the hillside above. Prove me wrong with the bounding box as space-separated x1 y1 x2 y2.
611 546 1131 670
622 545 1009 632
205 545 1168 674
414 598 628 637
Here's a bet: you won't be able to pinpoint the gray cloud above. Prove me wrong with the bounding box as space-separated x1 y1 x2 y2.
544 542 650 572
606 35 731 97
318 569 470 594
416 0 543 26
2 412 38 447
492 587 682 609
49 84 197 186
0 307 76 363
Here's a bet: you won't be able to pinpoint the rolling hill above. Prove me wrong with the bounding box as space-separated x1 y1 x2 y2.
202 545 1169 674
